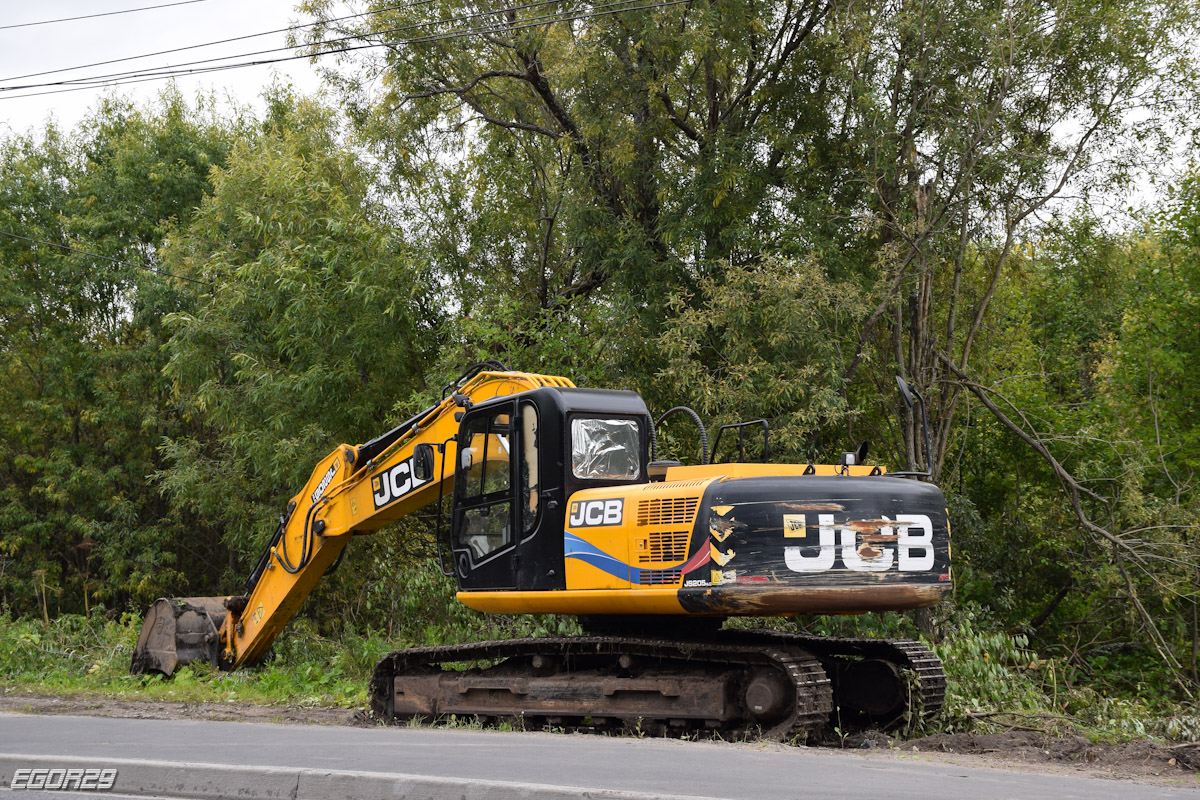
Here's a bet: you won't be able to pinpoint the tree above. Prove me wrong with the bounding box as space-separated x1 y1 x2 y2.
157 91 438 566
0 89 245 614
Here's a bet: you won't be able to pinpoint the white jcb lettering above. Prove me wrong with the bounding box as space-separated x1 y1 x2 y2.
841 518 894 572
897 514 934 571
371 457 430 511
785 513 935 573
784 513 836 571
390 461 411 499
584 502 604 525
372 477 390 507
603 499 622 524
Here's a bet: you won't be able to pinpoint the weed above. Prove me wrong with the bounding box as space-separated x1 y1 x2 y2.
2 601 1198 746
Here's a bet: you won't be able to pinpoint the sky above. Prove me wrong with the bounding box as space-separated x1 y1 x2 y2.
0 1 1176 215
0 0 331 136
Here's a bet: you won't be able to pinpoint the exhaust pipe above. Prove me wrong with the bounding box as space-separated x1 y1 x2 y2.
129 597 231 676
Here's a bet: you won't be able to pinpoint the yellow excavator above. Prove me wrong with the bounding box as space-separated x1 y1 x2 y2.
132 364 951 740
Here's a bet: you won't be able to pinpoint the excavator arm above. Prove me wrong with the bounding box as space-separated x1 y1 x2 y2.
130 368 574 675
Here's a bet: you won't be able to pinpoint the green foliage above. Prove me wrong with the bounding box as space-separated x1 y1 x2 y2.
156 91 438 564
935 610 1049 726
0 561 579 708
1 0 1199 740
930 605 1200 743
0 90 247 613
0 611 370 706
655 255 868 463
1102 175 1200 492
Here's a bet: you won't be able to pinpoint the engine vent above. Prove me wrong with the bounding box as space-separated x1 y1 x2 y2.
636 569 682 585
637 496 700 527
641 479 711 490
639 531 689 563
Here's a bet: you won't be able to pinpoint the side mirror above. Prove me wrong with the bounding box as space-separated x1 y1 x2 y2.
413 443 435 481
895 376 915 409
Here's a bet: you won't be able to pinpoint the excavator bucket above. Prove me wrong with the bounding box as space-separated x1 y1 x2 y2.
129 597 231 676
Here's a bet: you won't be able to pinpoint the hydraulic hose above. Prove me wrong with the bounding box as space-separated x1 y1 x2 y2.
654 406 710 465
276 501 320 574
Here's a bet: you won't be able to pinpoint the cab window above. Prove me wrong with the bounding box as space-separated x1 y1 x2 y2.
571 417 641 480
520 402 539 533
460 411 511 498
457 409 513 560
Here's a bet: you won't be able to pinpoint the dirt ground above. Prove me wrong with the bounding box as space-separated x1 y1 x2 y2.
852 727 1200 785
2 691 1198 786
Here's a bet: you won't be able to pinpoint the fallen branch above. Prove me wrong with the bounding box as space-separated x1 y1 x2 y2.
937 353 1195 699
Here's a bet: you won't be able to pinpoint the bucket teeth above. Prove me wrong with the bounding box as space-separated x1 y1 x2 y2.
129 597 230 676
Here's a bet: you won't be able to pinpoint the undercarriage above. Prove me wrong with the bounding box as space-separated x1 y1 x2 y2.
369 630 944 742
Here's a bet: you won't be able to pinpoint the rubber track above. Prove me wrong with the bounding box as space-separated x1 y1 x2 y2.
370 636 833 742
720 630 946 722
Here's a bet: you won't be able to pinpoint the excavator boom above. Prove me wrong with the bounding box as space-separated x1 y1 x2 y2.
131 368 574 674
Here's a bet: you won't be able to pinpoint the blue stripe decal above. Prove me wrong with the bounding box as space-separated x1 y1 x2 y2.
564 531 642 583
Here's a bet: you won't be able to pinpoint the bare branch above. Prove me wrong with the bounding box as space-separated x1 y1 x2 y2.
938 353 1195 696
403 70 529 101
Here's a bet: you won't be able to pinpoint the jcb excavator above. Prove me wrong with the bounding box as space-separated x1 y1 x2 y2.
132 364 951 741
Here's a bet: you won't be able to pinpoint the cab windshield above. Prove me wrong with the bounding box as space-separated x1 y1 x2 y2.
571 417 641 480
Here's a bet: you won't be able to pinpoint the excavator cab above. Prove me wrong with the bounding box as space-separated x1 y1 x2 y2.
449 387 652 594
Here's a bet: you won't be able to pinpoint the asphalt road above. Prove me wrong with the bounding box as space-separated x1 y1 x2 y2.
1 713 1198 800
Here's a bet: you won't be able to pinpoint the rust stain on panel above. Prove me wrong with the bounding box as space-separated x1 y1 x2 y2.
680 584 948 615
846 519 898 534
779 502 845 512
709 515 738 542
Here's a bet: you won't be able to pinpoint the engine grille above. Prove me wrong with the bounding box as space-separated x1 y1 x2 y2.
636 496 700 527
636 569 683 585
639 530 689 563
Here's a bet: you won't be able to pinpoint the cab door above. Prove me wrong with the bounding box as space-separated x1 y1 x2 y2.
451 401 522 590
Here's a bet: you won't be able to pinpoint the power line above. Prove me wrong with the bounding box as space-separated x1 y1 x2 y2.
0 230 212 287
0 0 211 31
0 0 689 100
3 0 575 91
0 0 439 83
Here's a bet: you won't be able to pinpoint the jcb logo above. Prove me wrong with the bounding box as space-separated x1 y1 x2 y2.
783 513 935 573
569 498 623 527
371 456 429 510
